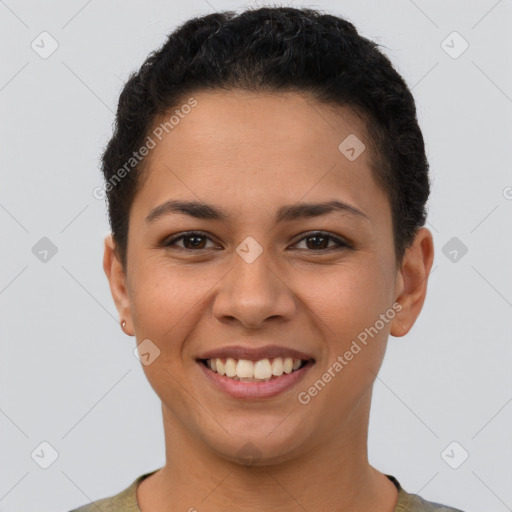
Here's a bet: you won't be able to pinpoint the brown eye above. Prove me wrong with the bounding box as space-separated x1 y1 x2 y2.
293 232 351 252
162 231 352 253
181 234 207 249
304 234 330 250
164 232 217 250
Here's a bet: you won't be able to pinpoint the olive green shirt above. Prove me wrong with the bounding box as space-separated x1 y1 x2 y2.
69 471 465 511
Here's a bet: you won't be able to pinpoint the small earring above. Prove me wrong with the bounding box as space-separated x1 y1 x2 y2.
121 320 127 332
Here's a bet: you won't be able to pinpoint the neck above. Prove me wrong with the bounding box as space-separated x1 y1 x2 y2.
137 389 398 512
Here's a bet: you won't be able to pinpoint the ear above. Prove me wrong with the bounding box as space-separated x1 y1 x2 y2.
390 227 434 337
103 234 133 335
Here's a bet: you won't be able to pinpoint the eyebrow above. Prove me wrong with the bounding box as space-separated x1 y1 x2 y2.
145 199 369 224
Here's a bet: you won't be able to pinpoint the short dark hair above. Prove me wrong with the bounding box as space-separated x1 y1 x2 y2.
101 6 430 270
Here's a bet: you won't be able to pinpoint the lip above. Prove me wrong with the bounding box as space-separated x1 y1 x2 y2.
197 358 315 399
197 344 315 362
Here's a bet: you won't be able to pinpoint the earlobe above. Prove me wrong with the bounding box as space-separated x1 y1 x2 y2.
390 228 434 338
103 234 133 334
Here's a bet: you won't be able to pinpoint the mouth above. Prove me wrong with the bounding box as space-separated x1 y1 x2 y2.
198 356 312 382
196 356 316 399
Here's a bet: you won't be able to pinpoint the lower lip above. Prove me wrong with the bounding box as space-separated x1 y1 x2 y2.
197 359 315 399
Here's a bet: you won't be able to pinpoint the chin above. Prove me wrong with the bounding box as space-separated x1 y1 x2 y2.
204 421 313 467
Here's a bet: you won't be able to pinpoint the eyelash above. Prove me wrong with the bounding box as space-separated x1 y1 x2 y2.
163 230 353 253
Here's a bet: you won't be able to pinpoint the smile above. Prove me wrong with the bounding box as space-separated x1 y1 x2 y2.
197 357 315 399
201 357 307 381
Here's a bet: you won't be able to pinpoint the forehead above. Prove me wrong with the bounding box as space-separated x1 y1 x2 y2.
150 89 373 158
133 90 388 225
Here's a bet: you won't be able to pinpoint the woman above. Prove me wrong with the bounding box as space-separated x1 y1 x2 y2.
71 6 464 511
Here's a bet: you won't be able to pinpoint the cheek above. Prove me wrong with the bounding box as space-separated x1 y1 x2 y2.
297 265 393 413
308 261 393 336
306 260 394 389
128 262 203 342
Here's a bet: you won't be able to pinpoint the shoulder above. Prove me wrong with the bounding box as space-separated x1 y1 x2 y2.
399 492 466 512
67 470 159 512
387 475 466 512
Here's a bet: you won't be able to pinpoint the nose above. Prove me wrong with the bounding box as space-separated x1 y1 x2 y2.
211 247 296 329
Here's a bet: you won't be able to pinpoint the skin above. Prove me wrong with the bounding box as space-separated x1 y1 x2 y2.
103 90 434 512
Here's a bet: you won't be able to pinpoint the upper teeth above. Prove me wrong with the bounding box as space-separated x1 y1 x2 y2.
206 357 303 380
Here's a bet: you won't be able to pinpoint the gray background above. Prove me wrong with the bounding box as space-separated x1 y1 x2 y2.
1 1 511 511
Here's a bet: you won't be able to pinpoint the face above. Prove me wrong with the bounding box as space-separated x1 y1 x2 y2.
104 90 433 466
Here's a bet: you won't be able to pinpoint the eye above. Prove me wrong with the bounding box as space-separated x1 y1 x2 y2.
163 231 219 250
292 231 352 252
163 231 352 252
163 230 351 252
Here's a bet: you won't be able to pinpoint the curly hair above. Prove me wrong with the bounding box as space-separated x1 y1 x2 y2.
100 6 430 270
